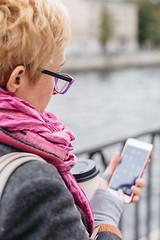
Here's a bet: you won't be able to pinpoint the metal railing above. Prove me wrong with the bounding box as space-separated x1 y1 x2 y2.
74 128 160 240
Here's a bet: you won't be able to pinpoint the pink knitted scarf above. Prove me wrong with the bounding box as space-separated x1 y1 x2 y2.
0 87 94 235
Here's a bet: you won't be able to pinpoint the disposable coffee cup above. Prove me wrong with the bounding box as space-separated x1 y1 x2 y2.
70 159 100 201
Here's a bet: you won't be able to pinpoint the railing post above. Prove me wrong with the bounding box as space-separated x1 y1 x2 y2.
146 160 151 240
146 134 155 240
135 201 140 240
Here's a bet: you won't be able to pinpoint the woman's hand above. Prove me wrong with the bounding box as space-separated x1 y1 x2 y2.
131 178 145 203
99 152 148 203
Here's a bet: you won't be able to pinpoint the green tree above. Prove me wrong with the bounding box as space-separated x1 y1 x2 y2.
137 0 160 47
99 4 114 50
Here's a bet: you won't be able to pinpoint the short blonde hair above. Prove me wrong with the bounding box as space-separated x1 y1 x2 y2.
0 0 71 87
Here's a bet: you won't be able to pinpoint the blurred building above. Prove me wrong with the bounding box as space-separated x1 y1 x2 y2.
61 0 138 56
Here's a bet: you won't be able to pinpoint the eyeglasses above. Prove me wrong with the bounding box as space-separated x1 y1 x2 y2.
41 69 74 94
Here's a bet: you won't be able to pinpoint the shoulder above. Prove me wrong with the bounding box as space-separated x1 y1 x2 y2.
0 160 85 239
0 150 75 217
1 159 69 206
0 141 63 186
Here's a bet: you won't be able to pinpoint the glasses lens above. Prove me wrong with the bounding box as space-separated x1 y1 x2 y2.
55 79 70 93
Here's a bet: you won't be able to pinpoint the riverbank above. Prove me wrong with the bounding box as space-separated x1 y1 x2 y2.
63 50 160 72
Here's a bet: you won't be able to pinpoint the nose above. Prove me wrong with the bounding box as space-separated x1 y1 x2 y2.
53 88 58 95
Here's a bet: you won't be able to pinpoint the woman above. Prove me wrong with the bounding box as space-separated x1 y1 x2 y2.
0 0 145 239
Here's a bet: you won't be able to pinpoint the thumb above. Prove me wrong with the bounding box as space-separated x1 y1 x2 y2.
105 152 121 175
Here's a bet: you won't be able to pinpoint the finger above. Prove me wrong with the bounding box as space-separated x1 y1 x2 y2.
135 178 145 188
131 185 141 197
132 195 139 203
105 152 121 175
148 158 151 164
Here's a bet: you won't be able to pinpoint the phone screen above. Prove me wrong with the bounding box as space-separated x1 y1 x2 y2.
109 145 150 196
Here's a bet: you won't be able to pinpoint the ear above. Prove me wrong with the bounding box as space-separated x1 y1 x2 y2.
6 66 26 92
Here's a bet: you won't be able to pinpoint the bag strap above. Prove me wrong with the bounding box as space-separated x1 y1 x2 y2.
0 152 46 200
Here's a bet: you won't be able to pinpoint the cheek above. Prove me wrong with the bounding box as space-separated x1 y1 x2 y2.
45 79 55 98
37 76 55 108
43 78 55 93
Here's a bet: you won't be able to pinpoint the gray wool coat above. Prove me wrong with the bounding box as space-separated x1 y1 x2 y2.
0 142 122 240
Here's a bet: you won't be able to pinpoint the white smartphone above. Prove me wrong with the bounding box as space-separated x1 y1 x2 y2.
108 138 154 204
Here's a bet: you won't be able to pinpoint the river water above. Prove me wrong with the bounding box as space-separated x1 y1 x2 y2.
47 66 160 152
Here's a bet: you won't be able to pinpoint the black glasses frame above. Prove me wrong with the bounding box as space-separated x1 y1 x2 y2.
41 69 72 82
